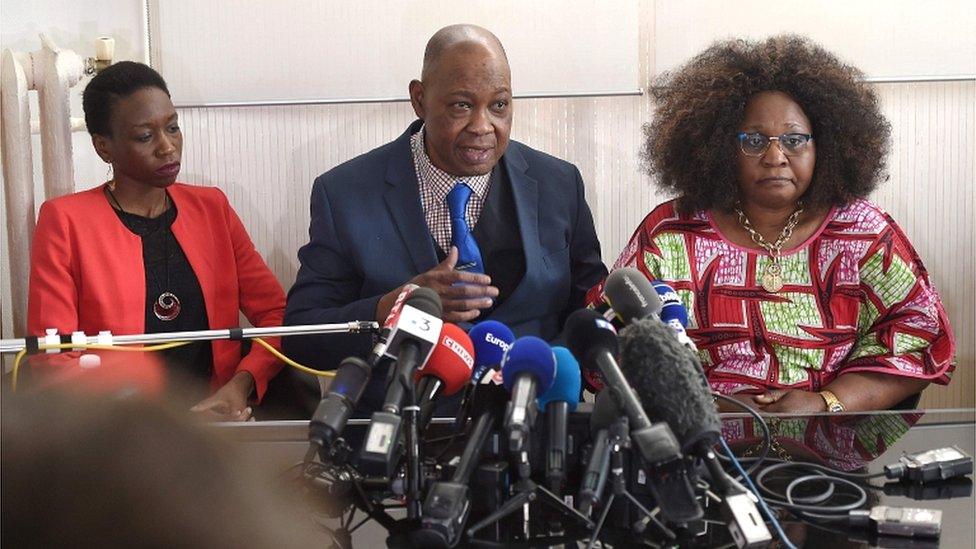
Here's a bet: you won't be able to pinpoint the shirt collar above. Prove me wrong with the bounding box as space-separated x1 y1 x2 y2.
410 125 491 199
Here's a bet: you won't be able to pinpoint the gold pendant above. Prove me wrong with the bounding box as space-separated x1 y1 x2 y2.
761 263 783 293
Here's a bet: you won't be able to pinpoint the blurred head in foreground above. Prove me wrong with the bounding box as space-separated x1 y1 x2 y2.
1 391 320 548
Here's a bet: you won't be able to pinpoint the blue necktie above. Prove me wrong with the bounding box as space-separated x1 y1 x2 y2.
446 182 484 274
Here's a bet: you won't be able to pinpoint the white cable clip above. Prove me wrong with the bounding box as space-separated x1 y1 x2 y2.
71 331 87 351
44 328 60 354
97 330 113 346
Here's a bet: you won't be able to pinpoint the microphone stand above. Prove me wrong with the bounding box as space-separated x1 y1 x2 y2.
585 415 675 549
0 322 380 354
398 351 424 520
466 448 595 540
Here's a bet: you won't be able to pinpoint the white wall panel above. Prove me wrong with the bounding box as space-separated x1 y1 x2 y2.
176 79 974 409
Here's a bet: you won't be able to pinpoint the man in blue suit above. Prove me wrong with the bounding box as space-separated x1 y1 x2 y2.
282 24 606 414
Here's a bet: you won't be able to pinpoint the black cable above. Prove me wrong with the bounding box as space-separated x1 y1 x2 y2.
755 463 869 514
713 393 771 475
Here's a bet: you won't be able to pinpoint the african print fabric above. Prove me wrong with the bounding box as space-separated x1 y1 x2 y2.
596 199 955 395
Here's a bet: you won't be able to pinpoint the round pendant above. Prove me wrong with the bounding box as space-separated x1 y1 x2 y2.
154 292 181 321
761 263 784 293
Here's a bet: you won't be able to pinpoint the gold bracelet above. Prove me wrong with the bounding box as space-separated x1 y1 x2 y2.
818 390 845 413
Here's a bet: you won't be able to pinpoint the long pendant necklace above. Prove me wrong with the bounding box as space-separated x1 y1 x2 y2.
106 183 181 321
733 201 804 293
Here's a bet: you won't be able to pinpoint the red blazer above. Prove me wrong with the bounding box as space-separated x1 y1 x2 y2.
27 183 286 400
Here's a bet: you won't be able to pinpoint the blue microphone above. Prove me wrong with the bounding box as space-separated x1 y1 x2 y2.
651 280 696 351
537 346 581 492
501 336 556 453
468 320 515 384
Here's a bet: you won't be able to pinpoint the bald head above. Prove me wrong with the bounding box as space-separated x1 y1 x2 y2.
408 24 513 176
421 24 508 82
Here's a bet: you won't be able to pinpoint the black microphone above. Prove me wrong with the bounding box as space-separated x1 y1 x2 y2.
600 267 663 326
307 356 371 463
415 387 508 547
565 309 681 466
577 389 616 516
566 308 701 524
358 288 443 478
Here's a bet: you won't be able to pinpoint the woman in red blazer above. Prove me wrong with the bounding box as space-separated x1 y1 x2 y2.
27 61 285 421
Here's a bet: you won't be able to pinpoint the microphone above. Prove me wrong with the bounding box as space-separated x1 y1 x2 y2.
468 320 514 384
307 356 371 463
601 267 663 327
416 382 508 547
577 389 615 516
618 318 719 455
582 267 664 393
651 280 697 352
367 283 420 366
564 308 681 466
618 319 770 544
500 336 556 454
359 288 443 477
415 323 474 430
537 346 581 493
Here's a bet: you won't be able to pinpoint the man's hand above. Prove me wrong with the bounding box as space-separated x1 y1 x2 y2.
190 371 255 422
376 247 499 324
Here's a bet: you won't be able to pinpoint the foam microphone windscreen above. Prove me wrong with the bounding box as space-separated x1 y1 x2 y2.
405 287 444 317
500 336 557 394
537 346 582 412
469 320 515 375
415 323 474 396
604 267 663 324
618 318 720 453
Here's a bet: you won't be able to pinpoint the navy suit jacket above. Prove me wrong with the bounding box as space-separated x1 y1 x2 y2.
283 121 606 409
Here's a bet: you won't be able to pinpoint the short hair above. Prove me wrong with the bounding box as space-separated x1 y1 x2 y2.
82 61 170 136
643 35 891 214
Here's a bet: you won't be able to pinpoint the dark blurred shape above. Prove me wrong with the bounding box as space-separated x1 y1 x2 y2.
1 391 322 548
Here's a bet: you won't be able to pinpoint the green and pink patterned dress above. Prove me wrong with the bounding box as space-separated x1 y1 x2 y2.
599 199 955 395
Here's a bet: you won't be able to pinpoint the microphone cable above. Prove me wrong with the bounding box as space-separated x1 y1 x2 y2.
11 336 338 392
719 437 799 549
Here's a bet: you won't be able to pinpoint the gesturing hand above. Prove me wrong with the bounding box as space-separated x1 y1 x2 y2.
376 247 500 324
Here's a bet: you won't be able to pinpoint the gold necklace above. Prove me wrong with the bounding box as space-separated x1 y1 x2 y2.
734 201 804 293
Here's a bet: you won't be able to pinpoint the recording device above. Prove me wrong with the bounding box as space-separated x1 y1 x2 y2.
884 446 973 483
415 323 474 430
359 289 443 477
307 356 371 463
651 279 697 352
468 320 514 384
501 336 556 454
367 283 420 366
537 346 582 493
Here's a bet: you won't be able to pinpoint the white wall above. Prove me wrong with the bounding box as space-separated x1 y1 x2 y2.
2 1 973 408
0 0 147 340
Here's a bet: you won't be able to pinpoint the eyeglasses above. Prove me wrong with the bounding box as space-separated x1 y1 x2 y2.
736 132 814 157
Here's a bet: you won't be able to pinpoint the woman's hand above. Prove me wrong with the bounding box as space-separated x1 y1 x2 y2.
759 389 828 414
190 371 255 421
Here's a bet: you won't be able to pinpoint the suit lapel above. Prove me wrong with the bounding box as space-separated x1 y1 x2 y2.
384 125 438 274
492 144 540 315
168 185 218 328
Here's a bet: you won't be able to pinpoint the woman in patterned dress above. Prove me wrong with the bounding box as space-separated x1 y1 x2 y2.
598 35 955 413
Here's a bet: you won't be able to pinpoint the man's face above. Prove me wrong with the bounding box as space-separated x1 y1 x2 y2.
409 42 512 176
